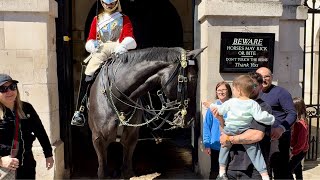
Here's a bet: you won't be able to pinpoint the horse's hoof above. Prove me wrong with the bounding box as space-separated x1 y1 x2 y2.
112 169 121 178
121 171 135 179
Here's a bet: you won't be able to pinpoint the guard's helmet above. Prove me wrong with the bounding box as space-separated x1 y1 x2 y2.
101 0 121 13
101 0 117 4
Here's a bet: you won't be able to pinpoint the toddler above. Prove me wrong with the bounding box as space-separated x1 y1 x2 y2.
211 75 274 180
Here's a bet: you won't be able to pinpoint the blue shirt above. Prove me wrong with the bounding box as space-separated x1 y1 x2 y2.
203 100 227 150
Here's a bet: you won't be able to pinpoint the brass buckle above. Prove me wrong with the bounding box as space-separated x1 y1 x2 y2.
184 99 189 106
178 75 184 83
178 75 188 83
79 106 85 112
183 77 188 82
119 112 126 122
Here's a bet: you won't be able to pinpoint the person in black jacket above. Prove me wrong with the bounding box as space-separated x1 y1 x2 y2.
0 73 54 179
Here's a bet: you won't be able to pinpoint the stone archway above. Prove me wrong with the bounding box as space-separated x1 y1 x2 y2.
71 0 187 178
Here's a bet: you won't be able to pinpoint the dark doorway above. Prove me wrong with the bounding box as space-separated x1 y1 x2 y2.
70 0 194 178
55 0 73 171
85 0 184 49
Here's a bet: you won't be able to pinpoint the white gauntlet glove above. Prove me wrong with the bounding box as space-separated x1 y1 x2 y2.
114 37 137 55
114 44 128 55
85 40 99 53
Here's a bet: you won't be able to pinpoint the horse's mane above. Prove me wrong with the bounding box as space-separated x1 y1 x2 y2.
116 47 185 65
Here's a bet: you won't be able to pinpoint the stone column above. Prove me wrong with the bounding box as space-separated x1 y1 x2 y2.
279 0 308 97
0 0 66 179
196 0 285 177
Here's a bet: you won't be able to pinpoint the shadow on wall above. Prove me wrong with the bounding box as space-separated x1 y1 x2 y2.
85 0 183 49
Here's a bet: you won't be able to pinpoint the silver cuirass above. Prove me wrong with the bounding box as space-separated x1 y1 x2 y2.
97 12 123 43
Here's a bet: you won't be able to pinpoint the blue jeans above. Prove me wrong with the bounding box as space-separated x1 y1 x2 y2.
219 128 267 173
227 168 262 180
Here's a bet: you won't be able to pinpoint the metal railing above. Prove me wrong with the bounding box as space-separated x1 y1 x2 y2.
303 0 320 161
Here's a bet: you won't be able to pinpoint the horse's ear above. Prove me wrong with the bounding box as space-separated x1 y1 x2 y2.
187 46 207 59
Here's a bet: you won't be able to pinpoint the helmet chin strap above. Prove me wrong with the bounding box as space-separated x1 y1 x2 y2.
101 0 121 14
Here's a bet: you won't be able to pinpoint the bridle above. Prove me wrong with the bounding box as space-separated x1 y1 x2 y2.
100 49 193 130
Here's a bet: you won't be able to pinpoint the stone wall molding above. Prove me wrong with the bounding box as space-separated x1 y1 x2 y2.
198 0 283 22
0 0 57 17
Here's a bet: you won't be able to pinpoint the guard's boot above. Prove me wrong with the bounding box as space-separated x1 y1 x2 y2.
71 76 92 126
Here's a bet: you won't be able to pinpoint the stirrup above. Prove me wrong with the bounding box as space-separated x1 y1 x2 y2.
71 110 86 126
85 75 94 82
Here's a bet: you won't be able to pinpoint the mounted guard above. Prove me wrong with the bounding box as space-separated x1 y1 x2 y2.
87 47 204 178
71 0 137 126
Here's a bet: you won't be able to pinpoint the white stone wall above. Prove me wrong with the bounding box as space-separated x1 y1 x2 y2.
279 1 308 98
0 0 65 179
196 0 307 178
0 0 311 179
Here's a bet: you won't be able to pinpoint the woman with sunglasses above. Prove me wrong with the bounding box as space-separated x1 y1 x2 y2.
0 74 54 179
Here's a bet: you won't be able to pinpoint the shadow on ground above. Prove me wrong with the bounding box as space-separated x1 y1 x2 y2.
70 127 200 179
303 160 320 171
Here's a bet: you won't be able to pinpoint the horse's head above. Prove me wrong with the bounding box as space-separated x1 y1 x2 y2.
159 47 206 128
99 47 205 130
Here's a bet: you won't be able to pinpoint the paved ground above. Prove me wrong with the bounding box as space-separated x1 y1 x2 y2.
131 160 320 180
303 160 320 179
71 134 200 179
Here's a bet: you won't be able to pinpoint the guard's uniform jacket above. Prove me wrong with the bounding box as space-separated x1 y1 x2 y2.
87 12 134 44
84 11 136 76
0 102 52 178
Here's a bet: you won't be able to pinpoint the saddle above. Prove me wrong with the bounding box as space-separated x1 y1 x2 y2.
83 54 115 82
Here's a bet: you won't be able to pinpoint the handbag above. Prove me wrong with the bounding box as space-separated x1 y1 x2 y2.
0 111 20 180
0 166 16 180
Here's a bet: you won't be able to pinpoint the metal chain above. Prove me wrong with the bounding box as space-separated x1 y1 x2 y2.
108 82 173 127
121 107 167 127
101 62 181 128
109 89 182 124
110 89 180 112
102 48 189 129
108 83 137 125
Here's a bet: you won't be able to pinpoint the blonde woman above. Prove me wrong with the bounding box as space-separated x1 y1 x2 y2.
0 74 54 179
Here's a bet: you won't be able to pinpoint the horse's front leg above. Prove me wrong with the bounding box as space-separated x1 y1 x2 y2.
121 130 139 178
92 136 108 178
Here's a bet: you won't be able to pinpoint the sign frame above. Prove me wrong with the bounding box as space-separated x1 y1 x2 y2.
220 32 275 73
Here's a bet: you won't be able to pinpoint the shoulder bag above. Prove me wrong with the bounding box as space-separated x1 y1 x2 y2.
0 111 20 180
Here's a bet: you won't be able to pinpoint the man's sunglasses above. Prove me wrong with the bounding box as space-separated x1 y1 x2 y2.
0 83 17 93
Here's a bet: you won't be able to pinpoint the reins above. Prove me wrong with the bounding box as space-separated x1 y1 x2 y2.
99 49 191 129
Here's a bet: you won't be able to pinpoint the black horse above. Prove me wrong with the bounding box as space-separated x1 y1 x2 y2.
88 47 204 178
